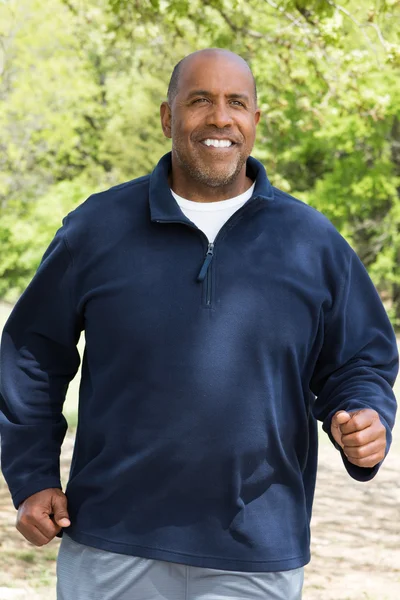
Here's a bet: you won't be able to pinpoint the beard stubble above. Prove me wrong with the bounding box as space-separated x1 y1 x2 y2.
172 132 247 189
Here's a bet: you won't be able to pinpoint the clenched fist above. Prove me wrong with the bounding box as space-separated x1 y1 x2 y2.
16 488 70 546
331 408 386 468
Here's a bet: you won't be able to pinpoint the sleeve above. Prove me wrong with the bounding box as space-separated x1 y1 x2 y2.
0 220 83 508
310 248 398 482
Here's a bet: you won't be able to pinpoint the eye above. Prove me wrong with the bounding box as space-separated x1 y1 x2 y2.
193 98 210 104
230 100 245 107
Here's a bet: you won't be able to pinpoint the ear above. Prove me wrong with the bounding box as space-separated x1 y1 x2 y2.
254 108 261 127
160 102 172 139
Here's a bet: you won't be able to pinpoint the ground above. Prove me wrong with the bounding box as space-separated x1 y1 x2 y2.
303 431 400 599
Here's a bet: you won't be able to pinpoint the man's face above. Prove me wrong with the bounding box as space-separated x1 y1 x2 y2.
161 53 261 188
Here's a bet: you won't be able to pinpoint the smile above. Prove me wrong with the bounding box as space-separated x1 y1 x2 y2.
201 139 234 148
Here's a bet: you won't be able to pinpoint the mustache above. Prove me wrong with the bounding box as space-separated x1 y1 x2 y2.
194 131 243 144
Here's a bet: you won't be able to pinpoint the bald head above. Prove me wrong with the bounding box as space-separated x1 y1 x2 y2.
160 47 261 195
167 49 257 106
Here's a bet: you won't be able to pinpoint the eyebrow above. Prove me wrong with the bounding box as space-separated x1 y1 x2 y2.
186 90 250 102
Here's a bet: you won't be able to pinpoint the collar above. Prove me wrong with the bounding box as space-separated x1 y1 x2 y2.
149 152 274 223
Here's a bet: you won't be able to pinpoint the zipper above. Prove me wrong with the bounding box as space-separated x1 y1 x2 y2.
206 259 212 306
197 243 214 307
197 243 214 282
155 218 214 306
155 195 262 309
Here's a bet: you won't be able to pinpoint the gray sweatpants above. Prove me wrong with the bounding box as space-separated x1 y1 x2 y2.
57 534 304 600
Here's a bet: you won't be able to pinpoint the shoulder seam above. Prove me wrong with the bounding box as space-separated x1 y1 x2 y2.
272 187 316 211
100 175 150 195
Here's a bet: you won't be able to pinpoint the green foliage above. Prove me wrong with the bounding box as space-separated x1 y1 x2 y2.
1 0 400 323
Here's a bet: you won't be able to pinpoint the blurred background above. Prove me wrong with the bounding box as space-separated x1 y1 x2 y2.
0 0 399 598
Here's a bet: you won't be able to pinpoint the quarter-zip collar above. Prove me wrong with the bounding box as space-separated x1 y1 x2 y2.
149 152 274 223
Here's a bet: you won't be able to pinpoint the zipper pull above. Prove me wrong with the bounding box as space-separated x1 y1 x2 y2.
197 243 214 282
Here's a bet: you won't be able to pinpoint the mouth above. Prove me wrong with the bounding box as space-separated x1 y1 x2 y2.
199 138 237 150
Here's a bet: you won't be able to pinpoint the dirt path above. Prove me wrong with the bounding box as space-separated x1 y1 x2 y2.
303 432 400 599
1 425 399 600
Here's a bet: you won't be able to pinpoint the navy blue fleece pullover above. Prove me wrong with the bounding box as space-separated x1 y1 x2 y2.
0 153 398 572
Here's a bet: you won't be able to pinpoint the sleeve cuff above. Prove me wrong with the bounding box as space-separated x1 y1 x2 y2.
323 414 391 482
12 478 62 510
339 449 381 482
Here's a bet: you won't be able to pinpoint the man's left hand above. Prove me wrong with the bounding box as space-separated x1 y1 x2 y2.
330 409 386 468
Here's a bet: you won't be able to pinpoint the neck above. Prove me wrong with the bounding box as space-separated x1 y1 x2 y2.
170 163 253 203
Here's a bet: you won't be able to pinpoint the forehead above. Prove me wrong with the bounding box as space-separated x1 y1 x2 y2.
178 53 254 97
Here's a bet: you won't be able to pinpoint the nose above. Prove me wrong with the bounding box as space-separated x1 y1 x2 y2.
206 100 234 128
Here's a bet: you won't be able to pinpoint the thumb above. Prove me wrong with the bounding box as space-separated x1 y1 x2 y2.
330 411 351 449
52 493 71 528
332 410 352 427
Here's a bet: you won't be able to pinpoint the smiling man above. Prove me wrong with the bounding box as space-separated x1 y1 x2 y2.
162 50 259 199
0 49 398 600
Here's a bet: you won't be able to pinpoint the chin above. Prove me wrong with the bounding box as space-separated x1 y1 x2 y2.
176 148 242 187
202 176 235 188
196 167 241 188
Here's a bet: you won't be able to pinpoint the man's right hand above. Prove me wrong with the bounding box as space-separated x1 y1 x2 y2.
16 488 70 546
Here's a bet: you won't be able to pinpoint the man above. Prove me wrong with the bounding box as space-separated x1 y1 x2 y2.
0 48 398 600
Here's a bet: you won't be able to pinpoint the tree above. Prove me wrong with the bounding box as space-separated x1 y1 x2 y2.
1 0 399 325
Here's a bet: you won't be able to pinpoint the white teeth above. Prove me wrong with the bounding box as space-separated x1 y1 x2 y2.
203 139 233 148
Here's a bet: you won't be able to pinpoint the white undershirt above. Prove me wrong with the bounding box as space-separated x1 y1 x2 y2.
171 182 256 243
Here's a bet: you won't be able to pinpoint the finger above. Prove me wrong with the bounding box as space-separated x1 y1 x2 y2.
17 505 59 539
29 524 53 546
338 410 377 435
343 439 384 460
34 513 62 539
345 452 383 469
341 425 384 447
16 522 53 546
